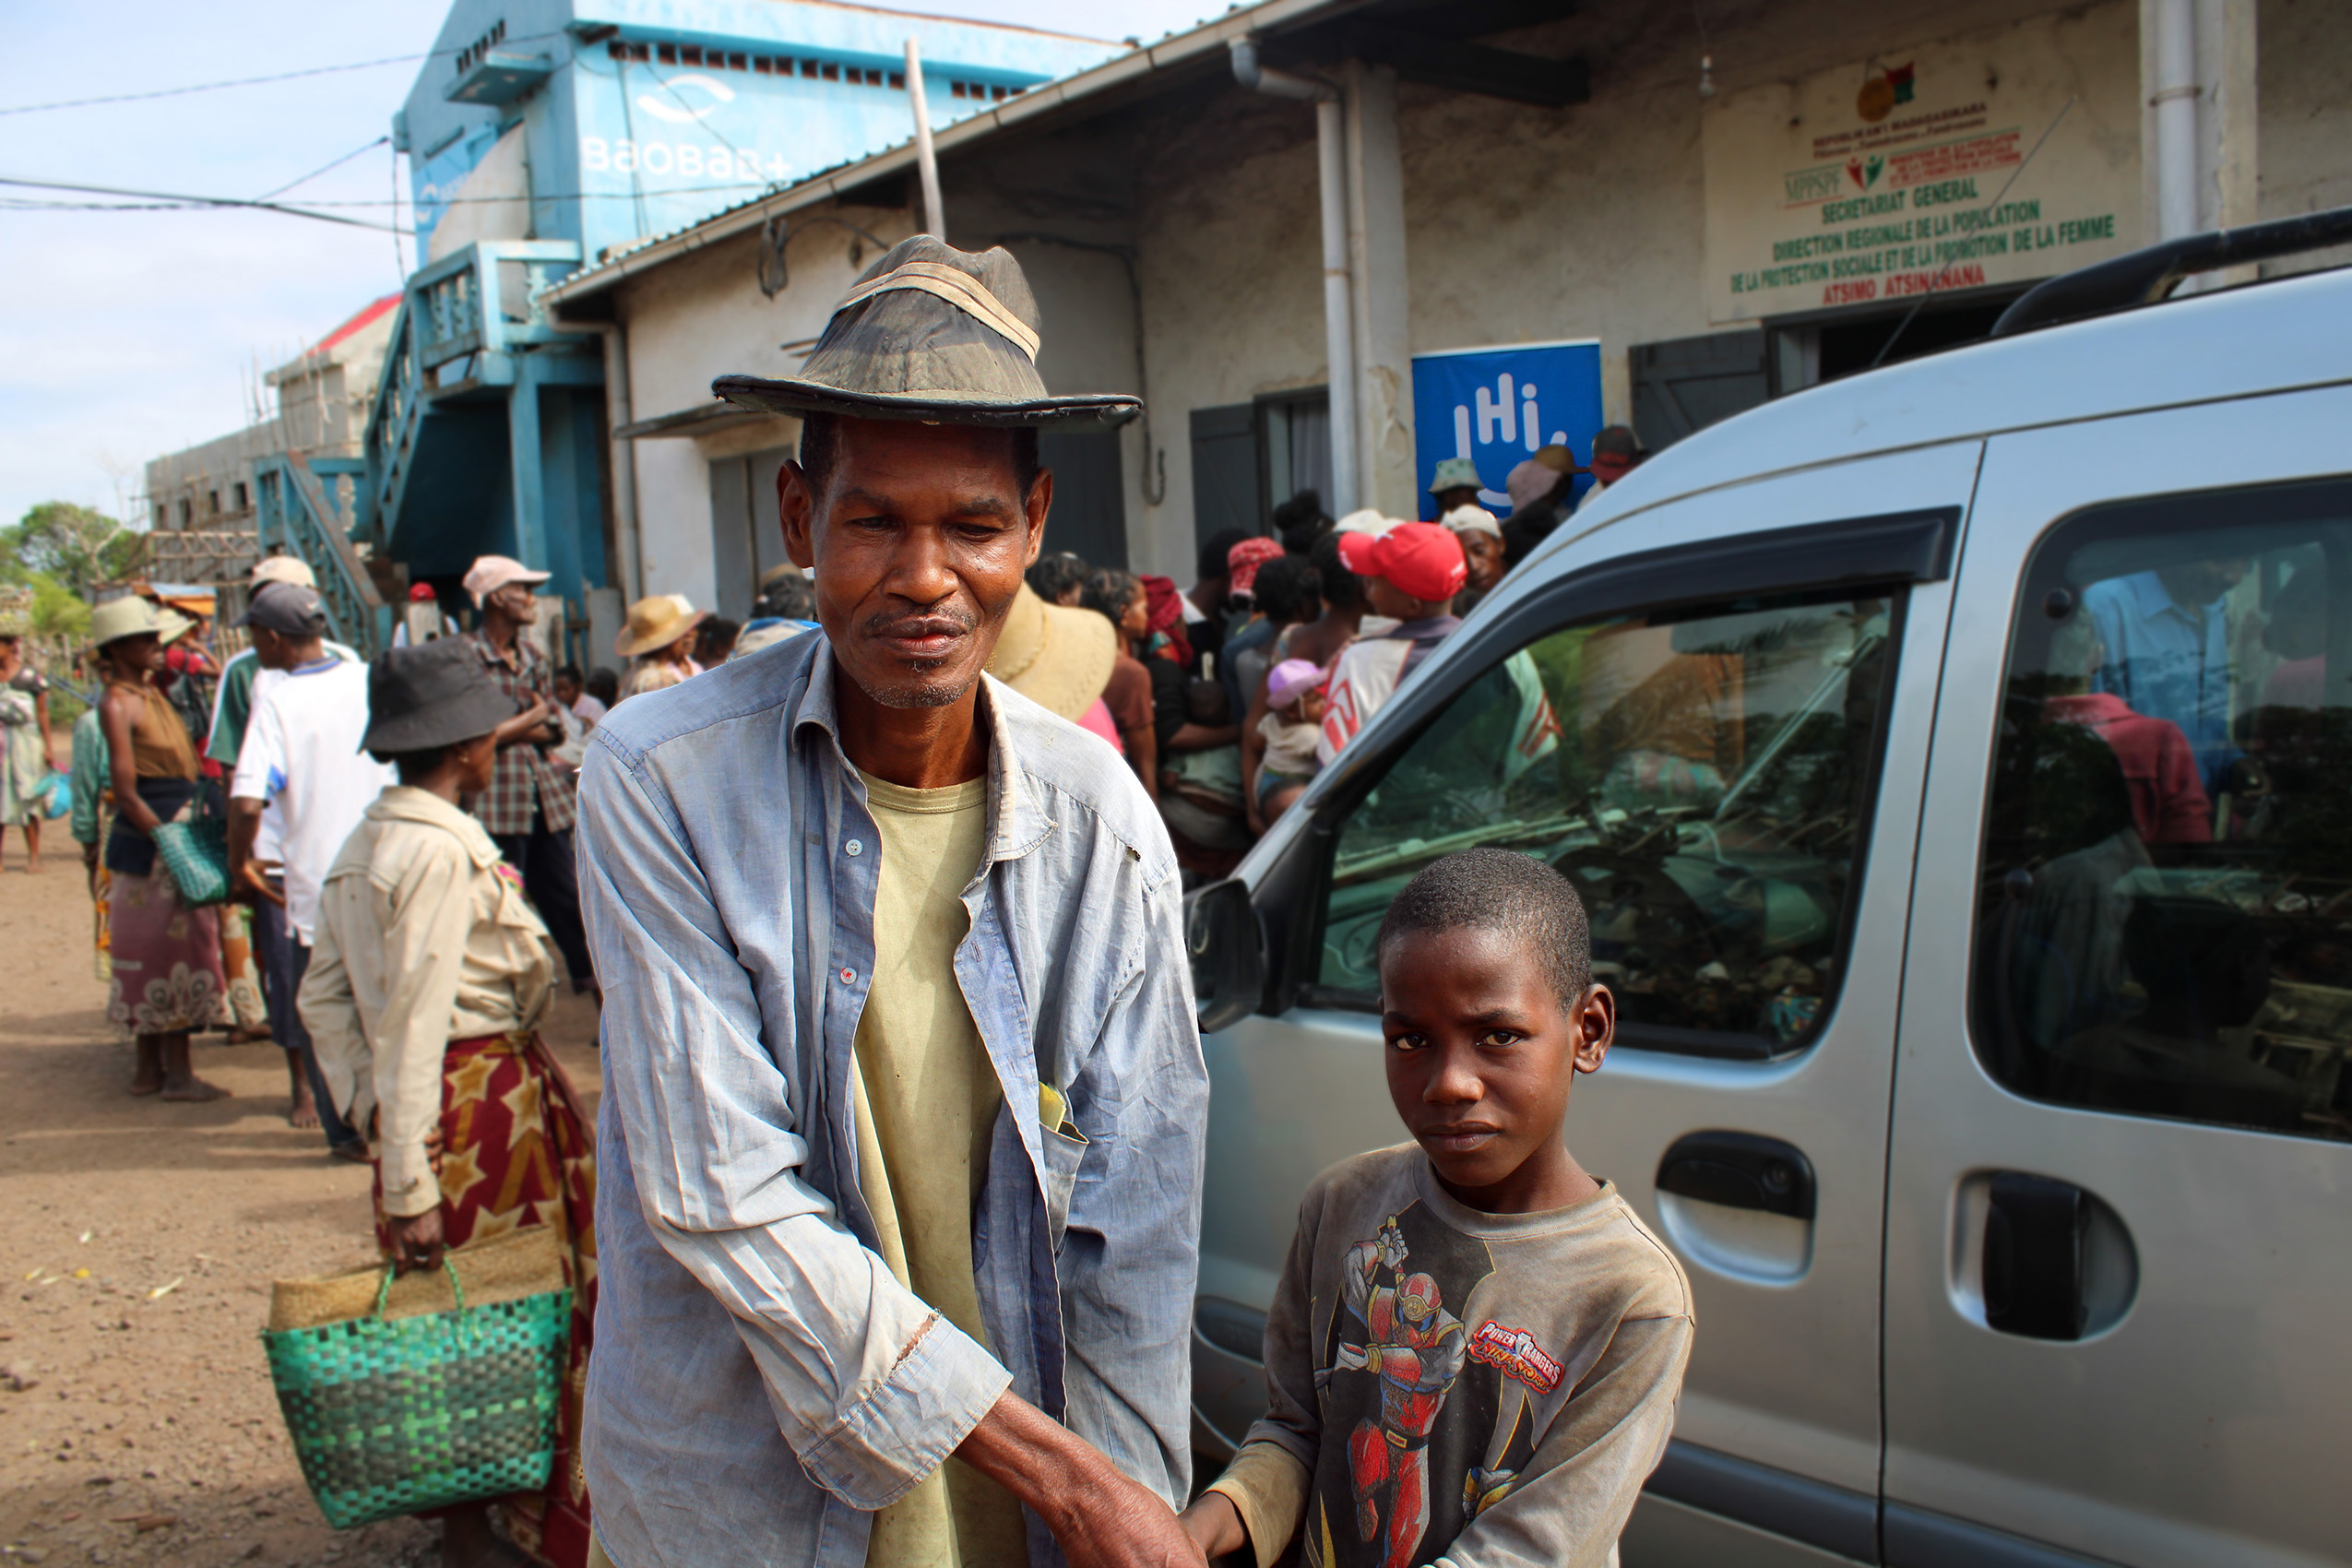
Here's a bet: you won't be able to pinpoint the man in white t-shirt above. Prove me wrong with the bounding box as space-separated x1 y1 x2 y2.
224 582 394 1158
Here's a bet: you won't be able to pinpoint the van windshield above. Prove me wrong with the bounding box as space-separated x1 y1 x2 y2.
1319 590 1900 1054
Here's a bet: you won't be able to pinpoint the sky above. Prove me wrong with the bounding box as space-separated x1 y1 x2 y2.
0 0 1229 534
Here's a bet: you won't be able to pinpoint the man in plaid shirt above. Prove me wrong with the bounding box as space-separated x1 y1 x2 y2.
461 555 595 994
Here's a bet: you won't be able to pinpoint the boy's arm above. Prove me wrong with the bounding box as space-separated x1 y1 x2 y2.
1190 1186 1327 1568
1436 1310 1693 1568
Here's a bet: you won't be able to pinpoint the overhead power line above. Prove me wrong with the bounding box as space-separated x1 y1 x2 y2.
255 136 392 201
0 32 564 117
0 174 410 233
0 54 426 116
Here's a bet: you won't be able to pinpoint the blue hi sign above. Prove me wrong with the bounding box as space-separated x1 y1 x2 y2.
1409 339 1604 519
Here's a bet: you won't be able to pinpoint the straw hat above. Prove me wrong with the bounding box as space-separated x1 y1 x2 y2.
985 584 1115 723
712 236 1141 429
614 595 709 658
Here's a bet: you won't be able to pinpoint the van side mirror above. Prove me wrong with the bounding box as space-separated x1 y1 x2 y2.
1186 878 1265 1034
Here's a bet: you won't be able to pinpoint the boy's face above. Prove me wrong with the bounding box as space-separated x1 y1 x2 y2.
554 675 581 707
1379 924 1613 1206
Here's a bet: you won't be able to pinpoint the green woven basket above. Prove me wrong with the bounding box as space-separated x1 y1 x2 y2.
263 1262 573 1530
148 817 231 908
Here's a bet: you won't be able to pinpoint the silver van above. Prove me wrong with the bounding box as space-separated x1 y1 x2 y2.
1185 215 2352 1568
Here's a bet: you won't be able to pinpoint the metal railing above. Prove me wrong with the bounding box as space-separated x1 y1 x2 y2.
254 453 389 657
357 239 583 556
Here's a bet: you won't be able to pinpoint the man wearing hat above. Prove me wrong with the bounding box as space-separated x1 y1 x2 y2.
576 236 1207 1568
1426 455 1484 517
460 554 593 996
225 581 393 1154
303 637 598 1568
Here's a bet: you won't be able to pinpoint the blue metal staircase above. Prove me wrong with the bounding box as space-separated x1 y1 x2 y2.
356 240 606 616
252 452 392 655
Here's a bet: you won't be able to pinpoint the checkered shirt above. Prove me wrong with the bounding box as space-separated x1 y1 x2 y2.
463 630 578 837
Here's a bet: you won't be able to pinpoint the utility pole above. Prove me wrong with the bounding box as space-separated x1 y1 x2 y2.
904 39 946 241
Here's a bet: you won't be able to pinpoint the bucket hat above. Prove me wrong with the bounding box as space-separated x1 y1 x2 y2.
615 595 708 658
711 236 1141 428
362 638 518 756
90 597 163 648
985 583 1115 723
1427 457 1482 494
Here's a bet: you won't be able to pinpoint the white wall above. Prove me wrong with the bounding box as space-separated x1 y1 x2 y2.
1121 0 2151 575
425 125 532 265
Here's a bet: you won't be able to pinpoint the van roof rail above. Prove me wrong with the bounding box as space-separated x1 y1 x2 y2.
1990 205 2352 339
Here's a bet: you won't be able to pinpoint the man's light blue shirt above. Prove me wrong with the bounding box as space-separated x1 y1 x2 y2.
575 632 1206 1568
2084 569 2236 791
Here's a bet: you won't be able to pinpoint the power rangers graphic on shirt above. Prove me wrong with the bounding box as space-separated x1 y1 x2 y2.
1307 1203 1547 1568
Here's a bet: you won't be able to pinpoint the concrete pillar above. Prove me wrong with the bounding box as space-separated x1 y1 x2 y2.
2140 0 2258 279
509 367 549 572
2199 0 2259 234
1343 60 1415 519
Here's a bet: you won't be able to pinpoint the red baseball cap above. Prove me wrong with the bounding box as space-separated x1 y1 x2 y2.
1337 521 1466 604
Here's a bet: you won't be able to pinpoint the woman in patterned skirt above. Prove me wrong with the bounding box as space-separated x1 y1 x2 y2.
303 638 598 1568
93 598 229 1099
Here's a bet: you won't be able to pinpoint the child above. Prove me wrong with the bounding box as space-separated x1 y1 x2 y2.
1255 658 1328 830
1182 848 1693 1568
1318 522 1468 766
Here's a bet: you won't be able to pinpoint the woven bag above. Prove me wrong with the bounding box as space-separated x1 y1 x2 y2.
262 1229 574 1530
148 816 231 908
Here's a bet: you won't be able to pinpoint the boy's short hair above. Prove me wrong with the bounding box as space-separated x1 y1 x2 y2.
1376 848 1592 1010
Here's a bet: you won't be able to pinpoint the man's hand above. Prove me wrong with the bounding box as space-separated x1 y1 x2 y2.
956 1391 1207 1568
386 1208 445 1276
234 858 286 908
1177 1491 1248 1564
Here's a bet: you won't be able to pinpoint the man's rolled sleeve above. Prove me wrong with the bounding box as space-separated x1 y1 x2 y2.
576 738 1011 1506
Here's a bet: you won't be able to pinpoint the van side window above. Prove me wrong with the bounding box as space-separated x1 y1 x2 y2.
1316 590 1902 1056
1973 483 2352 1143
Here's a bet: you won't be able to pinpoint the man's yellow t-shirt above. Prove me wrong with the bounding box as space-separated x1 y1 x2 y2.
850 771 1028 1568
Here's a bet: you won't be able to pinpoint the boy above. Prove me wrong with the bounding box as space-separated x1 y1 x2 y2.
1318 522 1467 766
1182 848 1693 1568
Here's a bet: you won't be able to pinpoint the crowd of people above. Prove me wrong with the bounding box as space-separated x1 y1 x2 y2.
995 421 1645 879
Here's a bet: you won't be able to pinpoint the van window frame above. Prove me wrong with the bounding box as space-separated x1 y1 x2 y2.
1265 505 1959 1062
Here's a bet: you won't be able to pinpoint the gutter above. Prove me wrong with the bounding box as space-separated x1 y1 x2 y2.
540 0 1381 312
548 318 643 601
1229 36 1358 517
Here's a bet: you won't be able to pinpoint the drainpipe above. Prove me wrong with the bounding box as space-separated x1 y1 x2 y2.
1230 37 1358 517
552 319 644 603
2153 0 2200 242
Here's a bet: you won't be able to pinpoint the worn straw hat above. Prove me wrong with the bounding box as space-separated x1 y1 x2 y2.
711 236 1142 428
361 638 517 755
89 596 163 648
614 594 708 658
985 583 1115 723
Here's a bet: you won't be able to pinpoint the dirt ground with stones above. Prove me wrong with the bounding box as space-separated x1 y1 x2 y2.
0 838 603 1568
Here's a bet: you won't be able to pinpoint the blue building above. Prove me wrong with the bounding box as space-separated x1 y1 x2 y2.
259 0 1118 655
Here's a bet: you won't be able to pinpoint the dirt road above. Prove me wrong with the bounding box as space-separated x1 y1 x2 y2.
0 847 602 1568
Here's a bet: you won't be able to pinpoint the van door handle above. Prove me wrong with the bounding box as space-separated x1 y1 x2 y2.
1656 1132 1815 1221
1982 1171 2089 1341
